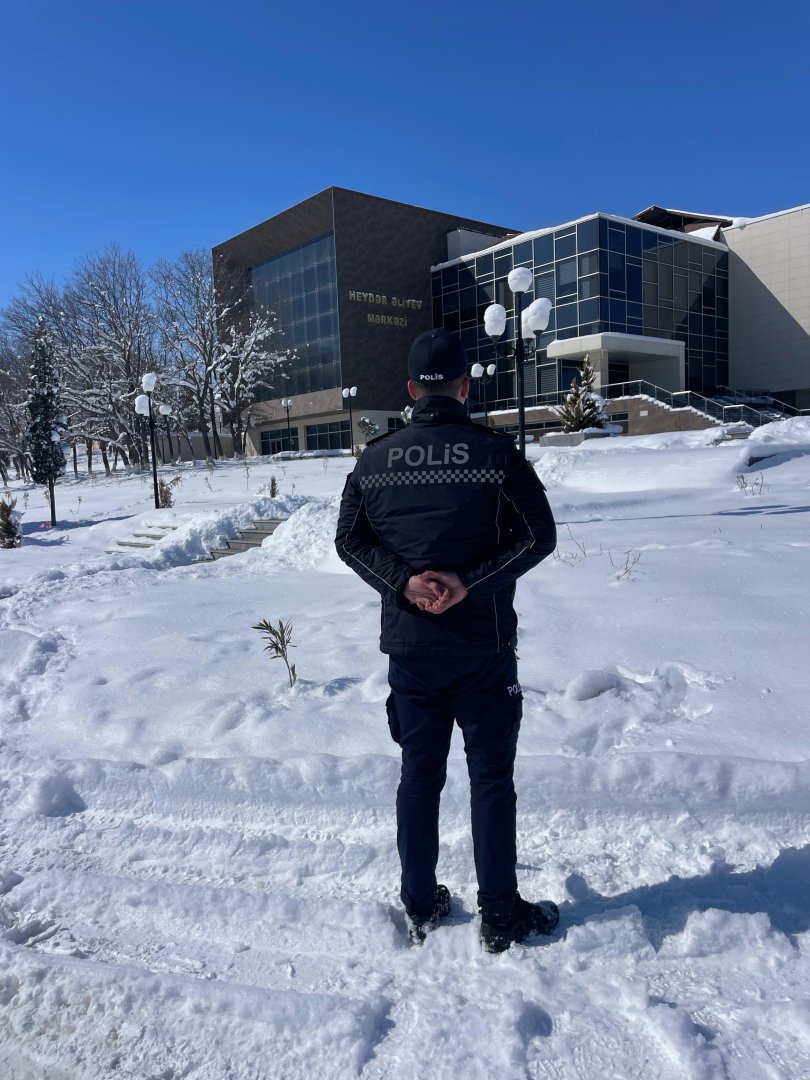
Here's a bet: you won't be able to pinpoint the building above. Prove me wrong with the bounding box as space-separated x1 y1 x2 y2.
721 204 810 409
212 188 515 454
214 192 809 450
432 212 730 413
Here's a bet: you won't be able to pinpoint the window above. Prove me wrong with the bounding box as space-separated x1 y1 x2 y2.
608 252 625 293
247 232 340 397
459 286 478 324
495 278 512 309
494 253 513 278
556 302 577 329
608 224 625 252
626 263 642 303
534 270 554 302
659 265 673 303
625 227 642 259
513 240 532 265
555 231 576 260
306 420 350 451
260 428 299 455
533 233 553 265
578 274 599 299
476 252 494 276
578 251 599 276
556 258 577 298
577 218 598 253
458 265 476 289
674 274 688 310
578 298 599 325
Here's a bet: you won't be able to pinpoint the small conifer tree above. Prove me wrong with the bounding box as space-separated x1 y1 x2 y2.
0 495 22 548
26 321 65 526
554 355 607 433
357 416 379 442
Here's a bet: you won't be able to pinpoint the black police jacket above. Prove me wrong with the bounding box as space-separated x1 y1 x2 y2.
334 395 557 655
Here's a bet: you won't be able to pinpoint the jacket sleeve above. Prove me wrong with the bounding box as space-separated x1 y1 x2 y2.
334 471 414 600
458 452 557 600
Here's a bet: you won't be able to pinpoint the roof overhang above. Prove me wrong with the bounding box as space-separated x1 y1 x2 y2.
634 205 734 231
547 333 685 360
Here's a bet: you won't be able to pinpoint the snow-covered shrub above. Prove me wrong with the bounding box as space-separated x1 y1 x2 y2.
358 416 379 442
0 494 22 548
158 475 182 508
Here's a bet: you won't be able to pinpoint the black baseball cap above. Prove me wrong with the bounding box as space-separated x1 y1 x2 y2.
407 328 467 384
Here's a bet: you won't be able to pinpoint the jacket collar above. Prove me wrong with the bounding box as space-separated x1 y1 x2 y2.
410 396 471 425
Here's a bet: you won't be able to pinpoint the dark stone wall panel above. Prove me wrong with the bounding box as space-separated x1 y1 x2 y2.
333 189 513 411
213 189 335 269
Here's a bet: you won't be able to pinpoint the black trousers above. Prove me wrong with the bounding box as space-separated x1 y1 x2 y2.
386 648 523 918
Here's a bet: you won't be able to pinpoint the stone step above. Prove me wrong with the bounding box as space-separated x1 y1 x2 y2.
225 538 261 552
251 519 286 533
210 549 235 560
115 540 154 549
132 532 164 539
238 529 273 543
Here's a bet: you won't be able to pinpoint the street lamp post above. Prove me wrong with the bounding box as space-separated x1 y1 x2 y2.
281 398 293 451
134 372 160 509
342 385 357 452
508 268 533 455
470 362 497 423
483 280 552 455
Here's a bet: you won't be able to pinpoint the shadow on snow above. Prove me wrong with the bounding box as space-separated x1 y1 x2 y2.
550 844 810 950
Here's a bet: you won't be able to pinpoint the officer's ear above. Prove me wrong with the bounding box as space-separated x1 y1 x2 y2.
459 375 470 402
407 379 420 401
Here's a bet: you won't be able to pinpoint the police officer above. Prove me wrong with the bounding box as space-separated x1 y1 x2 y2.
335 327 559 952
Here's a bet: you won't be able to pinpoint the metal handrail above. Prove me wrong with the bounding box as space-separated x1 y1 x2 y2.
486 378 806 429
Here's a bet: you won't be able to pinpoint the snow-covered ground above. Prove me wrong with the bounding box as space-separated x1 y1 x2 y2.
2 421 810 1079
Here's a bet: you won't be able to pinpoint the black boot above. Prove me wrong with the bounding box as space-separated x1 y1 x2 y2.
480 894 559 953
406 884 452 945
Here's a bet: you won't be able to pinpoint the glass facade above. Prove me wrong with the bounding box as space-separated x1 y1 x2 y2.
247 233 341 398
260 429 299 455
431 215 729 405
306 419 350 451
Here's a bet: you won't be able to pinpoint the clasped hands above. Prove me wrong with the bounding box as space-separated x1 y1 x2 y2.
403 570 468 615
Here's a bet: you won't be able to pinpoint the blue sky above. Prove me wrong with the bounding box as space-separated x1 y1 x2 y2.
2 0 808 307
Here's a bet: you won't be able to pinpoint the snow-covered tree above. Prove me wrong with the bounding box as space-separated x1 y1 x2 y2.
26 321 66 525
153 251 288 461
66 247 158 471
152 250 222 461
554 355 607 433
358 416 379 442
4 251 160 474
216 305 287 456
0 495 22 548
0 326 31 483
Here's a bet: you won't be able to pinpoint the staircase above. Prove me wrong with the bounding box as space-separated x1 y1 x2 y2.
598 380 808 429
209 518 286 560
105 522 178 553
